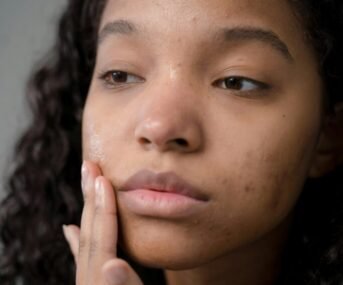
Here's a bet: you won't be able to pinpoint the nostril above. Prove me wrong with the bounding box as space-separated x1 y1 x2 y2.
139 137 150 144
137 136 189 149
175 138 189 147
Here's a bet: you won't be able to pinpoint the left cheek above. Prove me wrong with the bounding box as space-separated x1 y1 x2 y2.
244 127 318 216
215 118 319 220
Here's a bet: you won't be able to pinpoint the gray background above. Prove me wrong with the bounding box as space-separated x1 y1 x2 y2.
0 0 66 199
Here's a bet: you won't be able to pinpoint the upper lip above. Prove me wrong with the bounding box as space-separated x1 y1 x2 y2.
119 170 209 201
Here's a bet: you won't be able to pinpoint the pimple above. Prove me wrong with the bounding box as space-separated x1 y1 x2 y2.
192 17 198 23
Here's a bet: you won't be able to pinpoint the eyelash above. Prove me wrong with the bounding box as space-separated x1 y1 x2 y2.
98 70 144 88
213 76 270 93
98 70 270 94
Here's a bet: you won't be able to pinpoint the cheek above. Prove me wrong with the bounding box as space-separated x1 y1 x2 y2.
209 113 320 242
82 104 134 179
82 121 106 163
82 89 127 166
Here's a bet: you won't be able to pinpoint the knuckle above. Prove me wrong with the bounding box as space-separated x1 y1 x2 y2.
89 239 101 258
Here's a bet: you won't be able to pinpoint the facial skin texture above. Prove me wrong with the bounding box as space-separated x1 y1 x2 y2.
82 0 324 284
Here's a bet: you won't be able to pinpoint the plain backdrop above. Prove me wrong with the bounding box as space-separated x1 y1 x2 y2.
0 0 66 199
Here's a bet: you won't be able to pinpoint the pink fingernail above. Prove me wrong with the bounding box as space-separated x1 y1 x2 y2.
62 225 70 242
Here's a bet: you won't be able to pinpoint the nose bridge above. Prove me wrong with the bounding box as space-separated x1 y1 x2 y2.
140 62 199 120
134 66 204 153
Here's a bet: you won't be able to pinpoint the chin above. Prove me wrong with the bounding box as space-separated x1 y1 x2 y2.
117 214 226 270
121 241 211 270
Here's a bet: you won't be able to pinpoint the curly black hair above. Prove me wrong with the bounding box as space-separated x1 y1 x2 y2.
0 0 343 284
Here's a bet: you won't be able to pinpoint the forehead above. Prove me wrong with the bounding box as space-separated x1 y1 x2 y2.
99 0 312 64
101 0 299 37
102 0 293 21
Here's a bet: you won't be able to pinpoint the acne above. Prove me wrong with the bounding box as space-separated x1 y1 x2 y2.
191 16 198 24
85 0 324 271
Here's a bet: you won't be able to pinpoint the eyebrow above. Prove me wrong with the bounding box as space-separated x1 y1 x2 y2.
98 20 137 45
219 27 294 62
98 20 294 62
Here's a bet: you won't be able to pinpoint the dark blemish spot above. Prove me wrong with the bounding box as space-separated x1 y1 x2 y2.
244 184 254 193
282 114 286 118
221 177 229 187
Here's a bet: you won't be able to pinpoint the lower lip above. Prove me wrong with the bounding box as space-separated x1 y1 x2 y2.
118 189 207 219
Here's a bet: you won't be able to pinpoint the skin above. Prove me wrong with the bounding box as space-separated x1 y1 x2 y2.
62 0 338 284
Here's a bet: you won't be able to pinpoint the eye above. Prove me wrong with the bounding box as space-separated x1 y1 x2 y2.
99 70 144 87
213 76 269 92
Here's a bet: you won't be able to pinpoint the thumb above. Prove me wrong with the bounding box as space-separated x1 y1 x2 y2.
102 259 144 285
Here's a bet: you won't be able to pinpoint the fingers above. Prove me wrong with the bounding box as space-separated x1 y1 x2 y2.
62 160 143 285
102 259 143 285
91 177 118 258
63 227 144 285
77 161 103 284
88 175 118 284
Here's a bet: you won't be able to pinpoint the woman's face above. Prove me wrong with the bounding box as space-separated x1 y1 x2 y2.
83 0 323 269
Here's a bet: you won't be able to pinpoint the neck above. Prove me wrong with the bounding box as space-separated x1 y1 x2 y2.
164 217 291 285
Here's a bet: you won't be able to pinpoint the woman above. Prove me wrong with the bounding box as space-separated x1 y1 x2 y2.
1 0 343 284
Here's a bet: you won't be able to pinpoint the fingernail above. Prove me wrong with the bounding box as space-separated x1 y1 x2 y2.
95 177 105 207
104 265 128 284
81 161 88 195
62 225 70 242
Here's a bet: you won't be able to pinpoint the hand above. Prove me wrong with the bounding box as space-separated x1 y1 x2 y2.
62 161 143 285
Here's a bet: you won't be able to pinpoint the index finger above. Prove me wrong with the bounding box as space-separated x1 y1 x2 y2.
88 176 119 284
92 176 118 257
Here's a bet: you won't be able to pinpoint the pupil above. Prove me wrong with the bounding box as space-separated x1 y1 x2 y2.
112 71 127 83
225 77 242 89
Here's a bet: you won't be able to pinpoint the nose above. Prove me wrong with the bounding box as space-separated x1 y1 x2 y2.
134 83 204 153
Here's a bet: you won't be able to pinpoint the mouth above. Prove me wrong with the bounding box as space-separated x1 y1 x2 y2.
117 170 209 219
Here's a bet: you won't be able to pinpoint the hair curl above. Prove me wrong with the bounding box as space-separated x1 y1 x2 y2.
1 0 343 284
